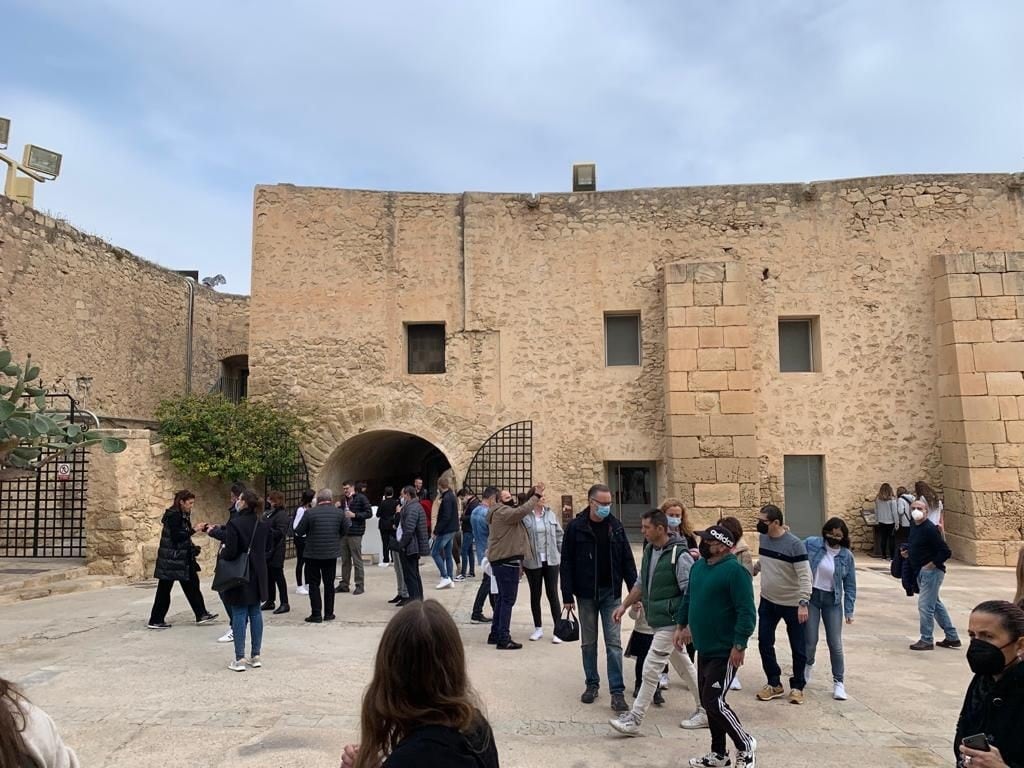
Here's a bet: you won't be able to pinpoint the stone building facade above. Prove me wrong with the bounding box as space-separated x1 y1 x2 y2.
250 173 1024 565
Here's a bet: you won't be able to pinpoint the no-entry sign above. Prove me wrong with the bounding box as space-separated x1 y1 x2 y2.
56 463 72 481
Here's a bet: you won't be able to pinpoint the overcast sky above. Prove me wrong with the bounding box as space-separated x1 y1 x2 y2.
3 1 1021 293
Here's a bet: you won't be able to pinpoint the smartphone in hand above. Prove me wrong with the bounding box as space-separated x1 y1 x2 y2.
962 733 990 752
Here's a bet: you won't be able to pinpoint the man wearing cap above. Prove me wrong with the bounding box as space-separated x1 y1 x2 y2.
608 509 706 737
674 524 757 768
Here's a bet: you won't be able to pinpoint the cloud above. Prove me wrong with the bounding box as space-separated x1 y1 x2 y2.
2 0 1021 293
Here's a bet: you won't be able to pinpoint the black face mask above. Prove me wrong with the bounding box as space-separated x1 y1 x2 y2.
826 537 844 547
756 520 770 535
698 541 713 559
967 638 1016 676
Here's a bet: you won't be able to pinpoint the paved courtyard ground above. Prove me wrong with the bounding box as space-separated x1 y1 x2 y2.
0 555 1017 767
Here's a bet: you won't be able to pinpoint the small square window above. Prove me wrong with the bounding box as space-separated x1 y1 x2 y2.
778 317 821 372
605 313 641 366
407 323 446 374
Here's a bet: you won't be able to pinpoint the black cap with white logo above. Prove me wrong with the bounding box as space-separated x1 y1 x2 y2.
697 525 735 550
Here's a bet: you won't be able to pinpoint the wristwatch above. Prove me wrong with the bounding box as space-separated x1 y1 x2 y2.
798 599 809 607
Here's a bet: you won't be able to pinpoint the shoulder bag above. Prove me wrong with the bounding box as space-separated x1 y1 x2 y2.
212 520 258 592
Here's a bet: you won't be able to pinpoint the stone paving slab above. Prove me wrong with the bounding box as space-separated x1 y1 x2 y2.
0 558 1017 766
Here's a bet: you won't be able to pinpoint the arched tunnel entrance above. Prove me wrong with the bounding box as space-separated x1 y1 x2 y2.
320 430 453 502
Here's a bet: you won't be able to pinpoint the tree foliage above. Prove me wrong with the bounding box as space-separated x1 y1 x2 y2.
156 394 304 482
0 348 126 480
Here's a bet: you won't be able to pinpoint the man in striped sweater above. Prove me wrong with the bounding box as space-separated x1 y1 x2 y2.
753 504 813 705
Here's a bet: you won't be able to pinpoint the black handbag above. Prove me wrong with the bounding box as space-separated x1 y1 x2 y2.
554 606 580 643
212 522 258 593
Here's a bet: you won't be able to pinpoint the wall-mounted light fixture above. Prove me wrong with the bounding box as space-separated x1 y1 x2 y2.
0 119 63 207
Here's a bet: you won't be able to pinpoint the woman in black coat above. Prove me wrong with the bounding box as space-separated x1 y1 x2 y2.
261 490 291 614
215 490 273 672
147 489 217 630
955 599 1024 767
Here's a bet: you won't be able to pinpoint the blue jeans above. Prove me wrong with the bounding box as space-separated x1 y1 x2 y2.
490 563 521 644
917 568 959 644
431 532 456 580
578 588 624 694
230 604 263 661
806 588 845 682
460 535 475 577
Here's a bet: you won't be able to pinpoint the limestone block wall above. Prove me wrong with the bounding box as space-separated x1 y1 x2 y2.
87 430 231 580
0 196 250 421
664 260 758 529
935 252 1024 565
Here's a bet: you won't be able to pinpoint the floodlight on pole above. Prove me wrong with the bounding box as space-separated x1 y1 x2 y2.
0 118 62 208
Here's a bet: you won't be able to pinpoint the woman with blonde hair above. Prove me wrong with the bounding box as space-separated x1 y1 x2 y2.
341 600 499 767
660 498 697 548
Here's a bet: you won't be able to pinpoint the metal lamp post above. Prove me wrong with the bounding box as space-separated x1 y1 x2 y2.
0 117 62 208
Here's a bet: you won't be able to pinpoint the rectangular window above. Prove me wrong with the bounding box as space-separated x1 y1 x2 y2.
605 313 641 366
783 455 825 537
778 317 820 372
607 461 656 529
407 323 446 374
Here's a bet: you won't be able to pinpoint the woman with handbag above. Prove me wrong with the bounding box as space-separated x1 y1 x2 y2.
147 489 218 630
208 490 273 672
522 494 564 643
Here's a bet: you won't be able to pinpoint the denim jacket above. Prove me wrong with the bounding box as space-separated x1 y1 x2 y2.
470 502 490 566
804 536 857 618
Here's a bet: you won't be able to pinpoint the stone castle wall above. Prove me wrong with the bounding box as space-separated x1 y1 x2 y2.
0 195 250 421
250 174 1024 562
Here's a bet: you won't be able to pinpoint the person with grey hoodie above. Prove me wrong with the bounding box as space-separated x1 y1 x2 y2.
522 494 564 643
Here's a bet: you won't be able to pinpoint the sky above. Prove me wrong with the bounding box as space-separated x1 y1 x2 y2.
2 1 1021 294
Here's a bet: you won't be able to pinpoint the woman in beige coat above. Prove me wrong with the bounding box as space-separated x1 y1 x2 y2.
1 677 79 767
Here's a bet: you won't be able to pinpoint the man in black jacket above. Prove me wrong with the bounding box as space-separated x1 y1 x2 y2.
337 480 372 595
294 488 348 623
560 483 638 713
908 499 961 651
431 477 459 589
376 486 400 567
398 485 430 603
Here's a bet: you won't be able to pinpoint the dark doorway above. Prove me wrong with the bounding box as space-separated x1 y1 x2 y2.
322 430 452 503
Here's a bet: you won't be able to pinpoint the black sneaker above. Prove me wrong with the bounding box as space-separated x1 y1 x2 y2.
472 613 493 624
353 587 364 595
273 604 290 615
388 595 403 604
305 615 323 624
610 693 629 712
260 601 275 611
937 638 962 649
396 597 413 606
324 614 336 621
487 635 499 645
147 622 172 630
337 585 350 593
654 688 666 707
497 640 523 650
909 640 934 651
581 685 599 704
195 613 218 625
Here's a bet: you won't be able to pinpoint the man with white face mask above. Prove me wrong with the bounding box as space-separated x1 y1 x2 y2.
908 500 961 651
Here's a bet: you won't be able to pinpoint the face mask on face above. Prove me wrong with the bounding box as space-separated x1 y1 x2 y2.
594 504 612 519
826 537 843 547
966 638 1017 676
911 509 926 522
698 541 713 559
666 516 681 528
756 520 770 535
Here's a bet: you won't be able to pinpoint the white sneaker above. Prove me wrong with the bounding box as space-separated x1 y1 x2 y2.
730 675 743 691
378 562 391 568
247 655 262 668
608 711 642 736
454 575 465 582
804 664 813 685
228 659 246 672
530 627 543 641
552 635 563 644
435 578 453 590
296 585 309 595
680 708 709 729
659 672 670 690
688 752 730 767
735 736 757 768
833 682 848 701
217 630 234 643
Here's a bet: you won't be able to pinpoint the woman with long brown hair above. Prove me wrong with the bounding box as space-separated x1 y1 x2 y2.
1 676 79 767
341 600 498 768
915 480 944 529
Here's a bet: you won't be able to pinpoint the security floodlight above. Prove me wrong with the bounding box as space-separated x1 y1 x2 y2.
23 144 62 179
572 162 596 192
0 117 9 149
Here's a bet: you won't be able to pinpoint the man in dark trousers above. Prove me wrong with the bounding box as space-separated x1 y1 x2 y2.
561 483 638 713
375 486 400 567
908 499 961 651
337 480 372 595
294 488 348 623
397 485 429 602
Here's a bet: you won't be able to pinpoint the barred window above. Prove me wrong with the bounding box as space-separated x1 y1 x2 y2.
407 323 446 374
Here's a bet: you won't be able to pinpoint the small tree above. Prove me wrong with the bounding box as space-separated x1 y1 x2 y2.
0 348 126 480
155 394 304 482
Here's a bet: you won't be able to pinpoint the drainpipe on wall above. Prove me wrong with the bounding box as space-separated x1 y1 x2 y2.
183 277 195 395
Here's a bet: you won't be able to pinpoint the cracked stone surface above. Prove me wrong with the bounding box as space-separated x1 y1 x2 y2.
0 557 1016 766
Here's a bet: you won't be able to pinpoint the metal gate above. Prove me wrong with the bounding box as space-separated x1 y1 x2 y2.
263 444 311 560
463 421 533 496
0 394 89 557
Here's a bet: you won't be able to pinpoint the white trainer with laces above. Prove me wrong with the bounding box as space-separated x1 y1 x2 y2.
833 682 848 700
730 675 742 691
551 635 563 644
679 708 709 729
217 630 234 643
735 736 757 768
688 752 731 767
435 578 453 590
658 672 670 689
296 585 309 595
608 711 643 737
228 659 246 672
247 656 262 669
529 627 543 641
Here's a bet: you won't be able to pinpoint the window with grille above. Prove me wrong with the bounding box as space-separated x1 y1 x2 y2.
407 323 446 374
605 313 641 366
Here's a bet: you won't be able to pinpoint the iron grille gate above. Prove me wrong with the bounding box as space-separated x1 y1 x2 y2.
0 394 89 557
263 444 311 560
463 421 533 497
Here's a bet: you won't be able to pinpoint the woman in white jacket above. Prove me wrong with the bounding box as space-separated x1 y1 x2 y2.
1 677 79 767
